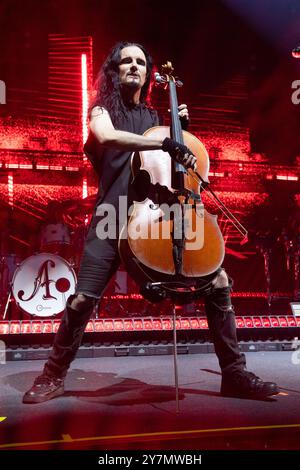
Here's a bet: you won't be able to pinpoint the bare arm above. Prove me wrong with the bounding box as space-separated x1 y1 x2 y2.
89 106 197 171
89 106 164 150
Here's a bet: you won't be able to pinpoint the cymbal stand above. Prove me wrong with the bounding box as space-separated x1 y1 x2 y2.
3 289 12 320
294 235 300 301
261 247 272 308
0 256 9 319
172 303 180 414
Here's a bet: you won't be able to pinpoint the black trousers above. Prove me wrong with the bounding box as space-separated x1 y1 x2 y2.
43 215 246 378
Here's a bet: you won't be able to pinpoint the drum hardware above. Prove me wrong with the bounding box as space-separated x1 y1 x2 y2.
0 256 9 314
280 231 300 302
40 222 72 259
92 300 100 319
294 235 300 301
0 254 22 320
251 231 277 309
251 225 300 306
3 290 12 320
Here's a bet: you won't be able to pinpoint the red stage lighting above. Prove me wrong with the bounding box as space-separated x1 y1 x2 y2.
180 319 191 330
85 321 94 332
32 322 42 334
270 317 280 327
236 317 245 328
53 321 61 333
81 53 88 148
0 323 9 335
262 317 271 328
42 322 53 334
9 322 21 334
8 173 14 207
198 318 208 329
287 316 297 327
124 319 134 331
162 319 172 330
114 320 124 331
133 320 143 330
152 319 163 330
244 317 254 328
190 318 201 329
94 320 104 332
278 316 288 327
253 317 262 327
20 322 31 334
103 320 114 331
143 319 153 330
292 46 300 59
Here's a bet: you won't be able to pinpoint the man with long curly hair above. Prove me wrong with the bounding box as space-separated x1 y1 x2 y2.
23 42 278 404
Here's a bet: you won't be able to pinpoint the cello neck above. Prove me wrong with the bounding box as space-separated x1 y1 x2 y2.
169 79 184 144
169 78 186 181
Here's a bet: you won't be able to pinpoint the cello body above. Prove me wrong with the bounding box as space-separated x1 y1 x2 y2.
118 126 225 289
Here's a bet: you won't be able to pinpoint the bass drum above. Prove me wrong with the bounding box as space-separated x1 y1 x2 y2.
12 253 77 317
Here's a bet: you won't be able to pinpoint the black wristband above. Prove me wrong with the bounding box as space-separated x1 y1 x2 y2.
162 137 189 156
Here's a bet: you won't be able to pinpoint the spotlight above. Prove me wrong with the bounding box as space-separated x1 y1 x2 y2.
292 46 300 58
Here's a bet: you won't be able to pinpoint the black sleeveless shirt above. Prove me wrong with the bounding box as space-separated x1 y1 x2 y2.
84 104 159 210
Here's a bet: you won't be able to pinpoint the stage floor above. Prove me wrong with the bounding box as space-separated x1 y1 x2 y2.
0 351 300 450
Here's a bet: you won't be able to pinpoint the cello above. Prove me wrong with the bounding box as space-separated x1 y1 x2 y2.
119 62 247 304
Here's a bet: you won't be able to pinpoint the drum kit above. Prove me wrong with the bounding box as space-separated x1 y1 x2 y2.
0 196 96 320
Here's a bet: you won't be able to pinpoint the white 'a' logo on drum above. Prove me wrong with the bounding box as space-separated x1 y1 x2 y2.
12 254 76 317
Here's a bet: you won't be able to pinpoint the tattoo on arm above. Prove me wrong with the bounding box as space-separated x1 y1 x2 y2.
90 106 107 118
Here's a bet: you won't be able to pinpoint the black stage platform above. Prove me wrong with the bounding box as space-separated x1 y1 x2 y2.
0 351 299 450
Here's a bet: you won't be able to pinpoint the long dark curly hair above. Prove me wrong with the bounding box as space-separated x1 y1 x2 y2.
90 41 155 126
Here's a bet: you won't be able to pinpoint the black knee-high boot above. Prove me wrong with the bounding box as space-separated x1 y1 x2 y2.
23 296 95 403
204 285 279 398
43 295 95 378
204 285 246 375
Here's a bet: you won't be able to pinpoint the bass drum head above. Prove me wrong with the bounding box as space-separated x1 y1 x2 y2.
12 253 77 317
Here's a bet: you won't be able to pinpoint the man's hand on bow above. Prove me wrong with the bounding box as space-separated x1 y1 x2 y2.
162 137 197 172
